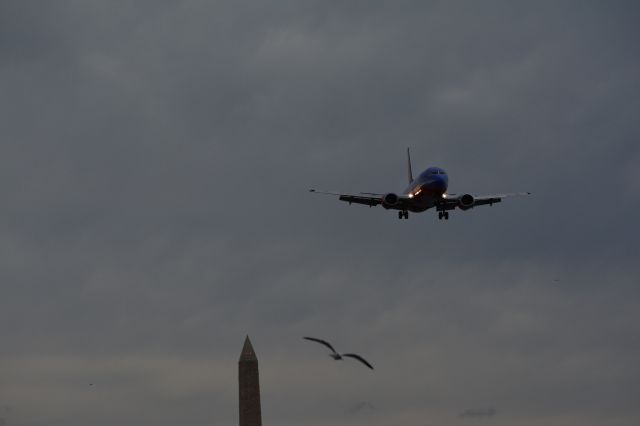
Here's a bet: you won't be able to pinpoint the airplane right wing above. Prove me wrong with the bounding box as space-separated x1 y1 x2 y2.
309 189 383 207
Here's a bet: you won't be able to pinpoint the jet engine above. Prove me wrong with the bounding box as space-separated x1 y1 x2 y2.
458 193 475 210
382 192 400 208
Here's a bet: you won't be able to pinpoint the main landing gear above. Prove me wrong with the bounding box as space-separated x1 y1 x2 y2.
438 211 449 220
398 210 409 220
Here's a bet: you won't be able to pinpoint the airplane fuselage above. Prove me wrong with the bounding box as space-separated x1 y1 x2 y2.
400 167 448 212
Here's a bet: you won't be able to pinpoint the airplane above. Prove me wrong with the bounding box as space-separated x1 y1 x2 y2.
310 149 530 220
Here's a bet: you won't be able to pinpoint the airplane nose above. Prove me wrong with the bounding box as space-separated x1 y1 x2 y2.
431 176 447 192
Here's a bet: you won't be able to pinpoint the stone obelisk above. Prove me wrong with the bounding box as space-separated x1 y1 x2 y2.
239 336 262 426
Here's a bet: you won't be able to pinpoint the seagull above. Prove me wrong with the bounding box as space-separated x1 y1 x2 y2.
303 337 374 370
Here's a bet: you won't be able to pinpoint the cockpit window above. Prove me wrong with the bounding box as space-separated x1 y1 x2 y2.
421 168 446 178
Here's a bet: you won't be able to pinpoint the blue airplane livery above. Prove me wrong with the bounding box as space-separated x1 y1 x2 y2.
310 149 530 220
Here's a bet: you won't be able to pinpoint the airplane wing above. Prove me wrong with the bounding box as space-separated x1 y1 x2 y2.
309 189 384 207
443 192 531 209
473 192 531 206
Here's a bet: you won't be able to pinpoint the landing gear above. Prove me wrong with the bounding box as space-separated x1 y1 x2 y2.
398 210 409 220
438 211 450 220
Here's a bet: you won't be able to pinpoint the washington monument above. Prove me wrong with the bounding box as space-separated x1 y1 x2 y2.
239 336 262 426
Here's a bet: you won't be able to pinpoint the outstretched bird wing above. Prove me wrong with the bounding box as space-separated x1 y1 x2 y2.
342 353 374 370
303 337 338 355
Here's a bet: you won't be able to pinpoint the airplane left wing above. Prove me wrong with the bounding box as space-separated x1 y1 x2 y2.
473 192 531 206
442 192 531 209
309 189 383 207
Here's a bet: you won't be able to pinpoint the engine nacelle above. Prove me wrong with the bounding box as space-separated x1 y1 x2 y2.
382 192 400 208
458 193 475 210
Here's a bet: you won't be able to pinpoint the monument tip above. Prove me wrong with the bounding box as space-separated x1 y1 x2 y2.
239 335 258 362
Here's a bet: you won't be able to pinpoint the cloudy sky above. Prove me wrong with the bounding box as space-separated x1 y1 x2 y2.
1 1 639 425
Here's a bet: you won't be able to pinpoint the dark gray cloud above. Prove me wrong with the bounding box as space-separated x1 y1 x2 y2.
346 401 375 416
1 1 639 426
460 407 496 418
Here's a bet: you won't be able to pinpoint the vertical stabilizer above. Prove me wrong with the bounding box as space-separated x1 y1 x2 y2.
407 147 413 183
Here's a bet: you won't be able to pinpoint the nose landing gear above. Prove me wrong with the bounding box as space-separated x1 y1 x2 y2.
398 210 409 220
438 211 449 220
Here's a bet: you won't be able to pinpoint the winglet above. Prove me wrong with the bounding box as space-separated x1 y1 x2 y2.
407 147 413 183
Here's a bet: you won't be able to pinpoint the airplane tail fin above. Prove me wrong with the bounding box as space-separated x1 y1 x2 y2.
407 147 413 183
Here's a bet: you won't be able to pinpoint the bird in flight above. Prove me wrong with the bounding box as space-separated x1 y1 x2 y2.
303 336 374 370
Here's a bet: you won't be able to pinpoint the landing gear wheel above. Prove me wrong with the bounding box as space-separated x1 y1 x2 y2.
438 212 443 220
398 211 403 220
444 212 449 220
403 211 409 219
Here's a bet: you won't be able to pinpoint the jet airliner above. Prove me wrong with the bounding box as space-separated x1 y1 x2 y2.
310 149 530 220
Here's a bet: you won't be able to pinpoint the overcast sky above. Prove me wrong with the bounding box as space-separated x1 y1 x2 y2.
1 1 639 425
